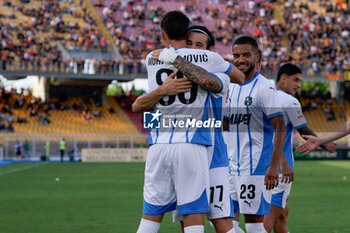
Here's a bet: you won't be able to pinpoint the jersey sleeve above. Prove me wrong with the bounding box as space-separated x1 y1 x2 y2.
209 73 230 98
210 52 232 74
146 53 160 93
285 98 307 129
259 85 283 119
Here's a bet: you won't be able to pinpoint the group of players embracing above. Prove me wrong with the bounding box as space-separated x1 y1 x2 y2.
132 11 336 233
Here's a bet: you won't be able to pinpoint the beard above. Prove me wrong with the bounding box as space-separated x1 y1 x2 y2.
243 63 255 76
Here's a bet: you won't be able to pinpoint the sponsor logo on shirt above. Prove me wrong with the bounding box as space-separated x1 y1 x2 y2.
229 113 252 125
296 109 304 119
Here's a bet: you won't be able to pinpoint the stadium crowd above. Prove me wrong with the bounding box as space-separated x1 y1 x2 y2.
0 84 111 132
1 0 349 76
0 0 122 75
93 0 350 76
281 0 350 75
0 86 57 131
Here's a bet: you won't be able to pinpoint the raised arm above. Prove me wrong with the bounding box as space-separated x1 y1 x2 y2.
173 56 222 92
227 65 245 84
153 48 222 92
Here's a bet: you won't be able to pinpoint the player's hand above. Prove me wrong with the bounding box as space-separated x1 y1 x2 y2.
295 135 322 155
324 141 336 153
264 164 279 190
151 49 163 60
157 47 178 65
280 161 294 183
159 72 192 95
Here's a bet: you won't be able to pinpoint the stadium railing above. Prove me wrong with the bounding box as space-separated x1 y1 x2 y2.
0 133 148 161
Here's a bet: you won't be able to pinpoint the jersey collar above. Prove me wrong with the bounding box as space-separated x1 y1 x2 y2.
164 46 184 51
240 72 259 86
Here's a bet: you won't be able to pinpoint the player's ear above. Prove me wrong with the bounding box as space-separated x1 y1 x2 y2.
161 31 168 46
208 46 215 52
256 51 260 62
281 74 288 82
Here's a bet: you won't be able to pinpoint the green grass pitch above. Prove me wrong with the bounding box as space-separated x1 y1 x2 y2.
0 161 349 233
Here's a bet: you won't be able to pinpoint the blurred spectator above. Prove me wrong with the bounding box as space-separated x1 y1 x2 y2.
82 109 93 121
39 112 50 125
0 119 5 131
15 140 22 159
59 138 66 162
23 140 30 160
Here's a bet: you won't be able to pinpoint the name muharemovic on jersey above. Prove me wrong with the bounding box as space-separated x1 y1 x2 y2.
143 109 222 130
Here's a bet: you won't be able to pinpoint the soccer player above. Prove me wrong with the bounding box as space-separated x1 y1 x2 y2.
186 25 215 50
132 24 244 113
222 49 262 233
170 25 240 233
135 11 239 233
263 63 336 233
225 36 293 233
134 23 243 233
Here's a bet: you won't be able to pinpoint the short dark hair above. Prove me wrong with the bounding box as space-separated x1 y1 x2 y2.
160 11 190 41
188 25 215 49
257 49 262 64
232 36 259 53
277 63 302 82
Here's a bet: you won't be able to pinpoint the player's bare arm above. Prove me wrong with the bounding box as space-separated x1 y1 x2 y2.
173 56 222 92
279 151 294 184
227 65 245 84
132 72 192 113
296 118 350 154
265 115 289 190
153 48 244 85
152 47 222 92
297 126 336 152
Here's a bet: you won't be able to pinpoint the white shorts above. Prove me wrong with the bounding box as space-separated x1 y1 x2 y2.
173 166 233 221
271 175 292 209
231 175 272 215
229 173 240 213
173 165 233 221
143 143 210 215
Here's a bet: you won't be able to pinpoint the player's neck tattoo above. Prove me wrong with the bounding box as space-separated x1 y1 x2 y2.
173 56 222 92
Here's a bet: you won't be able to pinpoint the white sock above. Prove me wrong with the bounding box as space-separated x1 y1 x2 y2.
245 223 267 233
184 225 204 233
136 218 161 233
226 228 235 233
232 220 245 233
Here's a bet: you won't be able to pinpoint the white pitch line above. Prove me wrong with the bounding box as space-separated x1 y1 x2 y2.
0 162 48 176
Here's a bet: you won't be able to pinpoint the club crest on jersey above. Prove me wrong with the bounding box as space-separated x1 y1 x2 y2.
244 96 253 106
